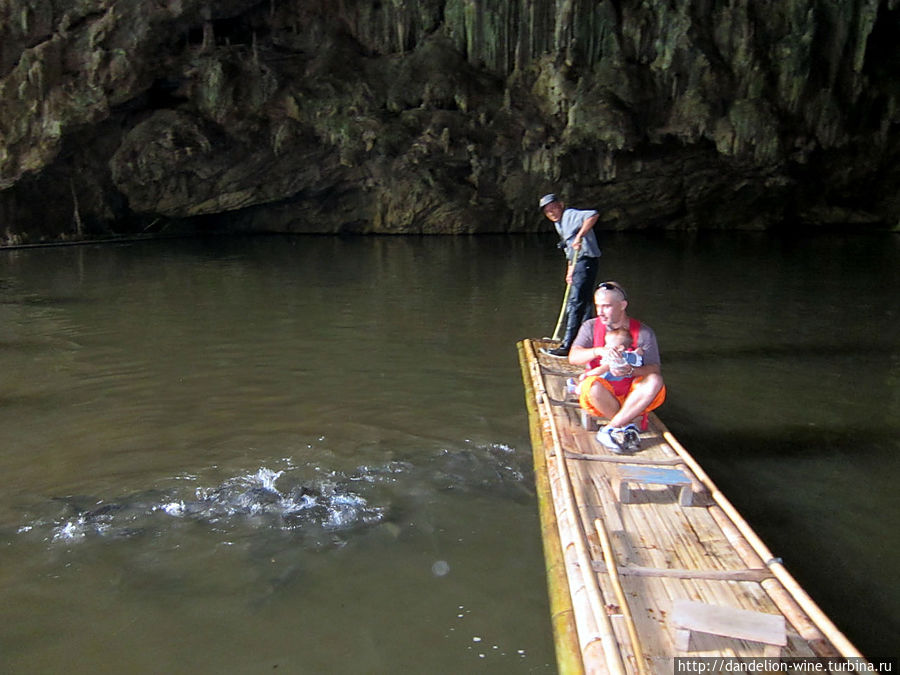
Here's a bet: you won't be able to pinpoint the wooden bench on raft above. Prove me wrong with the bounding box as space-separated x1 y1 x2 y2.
614 465 694 506
672 600 787 656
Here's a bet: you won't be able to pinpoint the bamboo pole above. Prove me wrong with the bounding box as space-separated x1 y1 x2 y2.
541 396 627 675
518 341 585 675
528 342 627 675
655 420 863 658
595 479 636 568
595 518 650 675
708 506 831 650
552 250 580 341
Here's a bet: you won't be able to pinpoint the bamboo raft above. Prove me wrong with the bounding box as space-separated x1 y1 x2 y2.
517 338 865 674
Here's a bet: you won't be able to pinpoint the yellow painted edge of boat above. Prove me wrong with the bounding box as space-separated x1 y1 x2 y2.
517 340 586 675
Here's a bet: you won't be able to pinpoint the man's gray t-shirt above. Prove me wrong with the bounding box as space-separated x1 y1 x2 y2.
554 208 602 260
572 318 661 366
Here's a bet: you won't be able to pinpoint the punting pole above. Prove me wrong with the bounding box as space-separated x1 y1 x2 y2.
551 250 580 341
526 342 627 675
551 285 571 341
655 417 864 659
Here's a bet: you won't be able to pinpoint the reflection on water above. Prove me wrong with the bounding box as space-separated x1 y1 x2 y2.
0 232 898 670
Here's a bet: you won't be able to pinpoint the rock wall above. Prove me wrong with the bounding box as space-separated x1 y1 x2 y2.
1 0 898 243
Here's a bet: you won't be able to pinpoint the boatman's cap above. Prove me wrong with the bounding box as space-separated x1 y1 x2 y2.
539 193 558 210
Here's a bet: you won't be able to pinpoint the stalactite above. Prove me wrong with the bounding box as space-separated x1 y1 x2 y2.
1 0 898 239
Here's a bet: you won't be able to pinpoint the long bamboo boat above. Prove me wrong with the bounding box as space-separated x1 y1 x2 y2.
517 338 865 674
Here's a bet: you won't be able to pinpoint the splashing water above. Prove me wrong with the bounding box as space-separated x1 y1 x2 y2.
19 443 531 549
35 464 385 545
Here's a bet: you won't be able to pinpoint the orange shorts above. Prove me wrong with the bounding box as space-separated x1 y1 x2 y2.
578 375 667 419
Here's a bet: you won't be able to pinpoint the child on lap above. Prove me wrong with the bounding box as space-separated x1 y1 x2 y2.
567 327 643 395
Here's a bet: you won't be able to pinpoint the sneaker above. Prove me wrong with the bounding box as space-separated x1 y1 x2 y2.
565 378 577 395
596 425 630 455
542 345 569 357
620 424 642 452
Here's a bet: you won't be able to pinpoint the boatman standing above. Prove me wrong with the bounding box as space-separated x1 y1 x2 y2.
539 193 601 356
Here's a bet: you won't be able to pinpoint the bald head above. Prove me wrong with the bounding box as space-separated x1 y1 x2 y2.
594 282 628 328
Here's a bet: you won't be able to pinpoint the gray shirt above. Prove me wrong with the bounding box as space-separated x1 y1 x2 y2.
553 208 601 259
573 318 661 366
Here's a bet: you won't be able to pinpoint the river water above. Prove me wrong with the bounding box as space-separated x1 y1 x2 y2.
0 232 897 672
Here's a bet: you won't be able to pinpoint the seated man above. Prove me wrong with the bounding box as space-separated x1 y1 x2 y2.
568 281 666 454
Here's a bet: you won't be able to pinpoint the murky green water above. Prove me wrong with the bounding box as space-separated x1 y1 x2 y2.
0 233 897 672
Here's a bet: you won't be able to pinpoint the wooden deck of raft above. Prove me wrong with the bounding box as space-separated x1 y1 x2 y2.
517 339 864 675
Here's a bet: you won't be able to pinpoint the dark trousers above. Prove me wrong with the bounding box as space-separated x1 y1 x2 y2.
562 256 599 347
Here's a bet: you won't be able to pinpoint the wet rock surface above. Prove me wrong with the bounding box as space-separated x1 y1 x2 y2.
1 0 898 243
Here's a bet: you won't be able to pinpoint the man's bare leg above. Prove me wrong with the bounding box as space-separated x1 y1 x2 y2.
605 373 664 428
